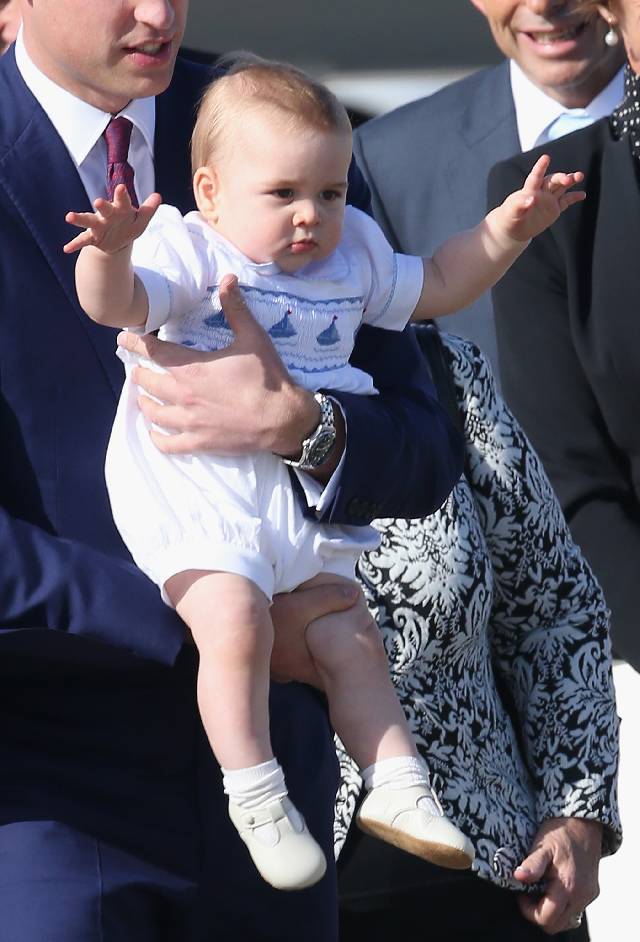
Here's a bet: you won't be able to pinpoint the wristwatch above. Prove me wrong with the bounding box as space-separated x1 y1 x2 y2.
283 393 337 471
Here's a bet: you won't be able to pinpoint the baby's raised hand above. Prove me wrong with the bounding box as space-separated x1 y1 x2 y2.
63 184 162 255
498 155 585 243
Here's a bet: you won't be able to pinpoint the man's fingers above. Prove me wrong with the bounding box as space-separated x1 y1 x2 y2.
218 274 264 340
118 330 207 369
148 427 201 454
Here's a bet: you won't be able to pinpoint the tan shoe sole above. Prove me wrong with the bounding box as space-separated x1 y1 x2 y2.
356 815 474 870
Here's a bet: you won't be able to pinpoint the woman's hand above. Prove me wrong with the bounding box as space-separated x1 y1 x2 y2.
513 817 602 934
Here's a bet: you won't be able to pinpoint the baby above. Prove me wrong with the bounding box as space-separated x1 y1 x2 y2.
64 55 584 892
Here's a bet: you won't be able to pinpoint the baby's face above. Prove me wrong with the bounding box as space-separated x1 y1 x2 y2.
195 109 352 274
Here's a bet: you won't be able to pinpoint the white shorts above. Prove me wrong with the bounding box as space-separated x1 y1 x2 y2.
105 368 379 602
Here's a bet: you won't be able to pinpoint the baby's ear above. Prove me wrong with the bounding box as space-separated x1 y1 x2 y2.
193 165 220 221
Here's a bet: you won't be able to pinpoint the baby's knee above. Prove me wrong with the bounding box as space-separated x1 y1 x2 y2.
305 593 388 676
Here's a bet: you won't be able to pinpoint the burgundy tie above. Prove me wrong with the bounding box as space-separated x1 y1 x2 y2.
104 116 139 208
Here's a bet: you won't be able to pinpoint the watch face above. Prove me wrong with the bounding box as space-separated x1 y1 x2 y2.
307 429 336 465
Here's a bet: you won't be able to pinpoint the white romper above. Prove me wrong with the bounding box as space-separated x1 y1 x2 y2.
105 204 424 601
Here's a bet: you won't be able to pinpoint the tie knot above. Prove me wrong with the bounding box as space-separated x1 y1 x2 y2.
104 116 134 164
544 109 592 143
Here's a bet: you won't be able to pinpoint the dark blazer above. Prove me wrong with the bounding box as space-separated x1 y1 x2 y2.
353 62 519 386
490 119 640 671
0 48 462 938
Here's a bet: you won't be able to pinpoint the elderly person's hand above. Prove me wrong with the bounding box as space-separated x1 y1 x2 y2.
116 274 344 476
513 817 602 934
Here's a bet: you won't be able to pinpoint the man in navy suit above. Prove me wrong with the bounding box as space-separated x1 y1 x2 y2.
0 2 462 940
353 0 624 387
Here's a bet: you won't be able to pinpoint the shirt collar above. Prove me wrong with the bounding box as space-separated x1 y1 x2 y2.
510 60 624 152
14 26 155 170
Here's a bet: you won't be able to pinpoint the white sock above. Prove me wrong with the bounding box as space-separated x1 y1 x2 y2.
362 756 443 816
361 755 429 791
221 758 288 811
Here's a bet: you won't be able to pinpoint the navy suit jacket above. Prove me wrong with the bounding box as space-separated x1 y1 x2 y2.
353 62 519 387
0 48 462 936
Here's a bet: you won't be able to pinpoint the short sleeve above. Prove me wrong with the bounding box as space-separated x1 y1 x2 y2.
131 205 213 334
343 206 424 332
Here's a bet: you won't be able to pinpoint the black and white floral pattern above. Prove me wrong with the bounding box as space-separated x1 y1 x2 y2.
334 334 621 889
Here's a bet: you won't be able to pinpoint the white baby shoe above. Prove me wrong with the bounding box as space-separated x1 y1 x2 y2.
356 784 475 870
228 796 327 891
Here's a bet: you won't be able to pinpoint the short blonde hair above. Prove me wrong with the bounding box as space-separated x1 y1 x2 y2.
191 52 352 174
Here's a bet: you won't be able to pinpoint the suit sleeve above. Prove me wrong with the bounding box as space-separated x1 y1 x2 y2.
490 156 640 671
0 505 185 665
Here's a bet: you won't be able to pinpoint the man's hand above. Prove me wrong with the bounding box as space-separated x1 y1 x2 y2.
64 184 161 255
270 580 360 687
117 274 323 458
513 817 602 934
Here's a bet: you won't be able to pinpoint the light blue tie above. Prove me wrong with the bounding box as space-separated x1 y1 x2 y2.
542 109 593 143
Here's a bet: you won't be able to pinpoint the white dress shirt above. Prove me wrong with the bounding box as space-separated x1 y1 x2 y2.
510 60 624 152
14 27 155 206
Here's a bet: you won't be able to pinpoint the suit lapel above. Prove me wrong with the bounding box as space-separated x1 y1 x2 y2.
443 63 520 228
0 53 123 395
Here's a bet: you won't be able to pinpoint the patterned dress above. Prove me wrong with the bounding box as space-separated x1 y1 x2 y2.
334 334 621 889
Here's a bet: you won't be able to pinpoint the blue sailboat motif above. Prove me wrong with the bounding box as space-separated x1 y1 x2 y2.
204 310 230 329
316 315 340 347
269 309 297 339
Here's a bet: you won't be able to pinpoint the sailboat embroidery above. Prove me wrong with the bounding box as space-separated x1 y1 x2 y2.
269 309 297 339
316 316 340 347
204 310 230 329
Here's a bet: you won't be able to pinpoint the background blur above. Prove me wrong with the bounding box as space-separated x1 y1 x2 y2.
183 1 502 118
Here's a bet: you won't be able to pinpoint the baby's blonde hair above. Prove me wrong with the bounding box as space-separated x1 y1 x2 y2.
191 52 353 174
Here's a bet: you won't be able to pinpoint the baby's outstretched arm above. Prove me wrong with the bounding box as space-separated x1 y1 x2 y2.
412 155 585 321
64 184 162 328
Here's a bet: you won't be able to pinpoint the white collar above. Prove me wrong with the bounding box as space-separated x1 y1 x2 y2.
14 26 155 169
510 60 624 152
186 210 351 283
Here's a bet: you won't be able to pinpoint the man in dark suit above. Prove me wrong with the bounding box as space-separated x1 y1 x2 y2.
0 2 464 940
352 0 624 387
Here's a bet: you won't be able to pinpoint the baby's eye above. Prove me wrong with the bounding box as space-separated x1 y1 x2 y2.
321 189 341 202
272 188 294 200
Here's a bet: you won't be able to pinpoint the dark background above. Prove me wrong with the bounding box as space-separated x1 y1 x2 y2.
182 1 501 72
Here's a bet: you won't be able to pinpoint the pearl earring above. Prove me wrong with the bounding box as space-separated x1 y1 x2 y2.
605 25 619 47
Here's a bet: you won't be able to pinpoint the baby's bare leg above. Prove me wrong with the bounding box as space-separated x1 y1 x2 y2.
304 573 475 870
166 569 274 768
302 573 418 769
165 570 327 890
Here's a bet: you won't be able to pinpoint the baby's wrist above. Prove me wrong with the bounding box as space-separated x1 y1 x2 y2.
484 208 528 253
